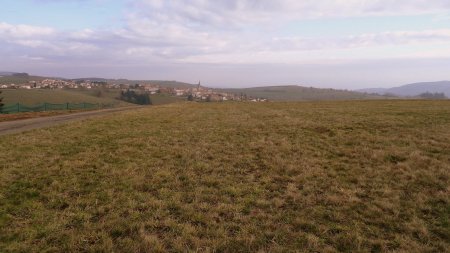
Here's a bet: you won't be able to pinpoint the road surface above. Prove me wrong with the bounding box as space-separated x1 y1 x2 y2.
0 106 142 136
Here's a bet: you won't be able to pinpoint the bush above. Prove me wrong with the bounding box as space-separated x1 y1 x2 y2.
120 89 152 105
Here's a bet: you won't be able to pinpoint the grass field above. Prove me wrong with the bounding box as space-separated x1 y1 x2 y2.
149 94 187 105
1 88 186 106
1 89 126 105
221 86 387 101
0 101 449 252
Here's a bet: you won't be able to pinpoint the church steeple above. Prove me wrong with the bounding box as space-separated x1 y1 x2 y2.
197 80 201 90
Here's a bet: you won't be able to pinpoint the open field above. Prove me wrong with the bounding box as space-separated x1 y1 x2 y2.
1 89 125 105
0 101 449 252
221 86 388 101
1 89 186 107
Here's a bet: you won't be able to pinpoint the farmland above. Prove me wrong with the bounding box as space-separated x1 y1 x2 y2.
1 89 185 107
1 89 124 105
0 100 449 252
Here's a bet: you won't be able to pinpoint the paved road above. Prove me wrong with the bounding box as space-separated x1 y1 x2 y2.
0 106 142 136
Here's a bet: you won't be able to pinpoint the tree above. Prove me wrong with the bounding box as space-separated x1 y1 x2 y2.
418 92 447 99
94 89 103 98
187 94 194 101
0 91 4 113
119 89 152 105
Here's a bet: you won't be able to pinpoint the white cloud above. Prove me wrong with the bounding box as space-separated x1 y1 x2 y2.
1 0 450 87
1 19 450 66
0 22 55 38
135 0 450 26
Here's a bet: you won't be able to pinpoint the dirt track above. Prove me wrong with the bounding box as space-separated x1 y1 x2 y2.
0 106 142 136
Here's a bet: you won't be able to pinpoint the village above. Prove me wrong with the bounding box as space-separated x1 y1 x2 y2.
0 79 268 102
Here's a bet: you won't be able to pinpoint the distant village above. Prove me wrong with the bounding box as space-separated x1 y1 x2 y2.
0 78 268 102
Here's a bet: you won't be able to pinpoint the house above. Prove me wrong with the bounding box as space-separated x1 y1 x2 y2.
174 89 185 96
145 87 160 94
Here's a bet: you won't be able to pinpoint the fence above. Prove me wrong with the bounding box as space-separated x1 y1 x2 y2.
0 102 117 114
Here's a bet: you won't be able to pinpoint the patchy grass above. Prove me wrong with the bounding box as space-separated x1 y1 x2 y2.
0 100 449 252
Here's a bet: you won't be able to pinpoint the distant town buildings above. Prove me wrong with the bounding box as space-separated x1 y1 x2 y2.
0 79 268 102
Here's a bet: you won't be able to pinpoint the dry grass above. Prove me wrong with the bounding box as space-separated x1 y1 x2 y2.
0 100 449 252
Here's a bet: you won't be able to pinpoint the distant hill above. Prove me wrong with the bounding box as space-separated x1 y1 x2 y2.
358 81 450 97
221 85 384 101
0 73 196 89
0 74 47 84
0 71 18 76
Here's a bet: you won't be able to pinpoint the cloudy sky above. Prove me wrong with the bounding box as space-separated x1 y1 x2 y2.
1 0 450 89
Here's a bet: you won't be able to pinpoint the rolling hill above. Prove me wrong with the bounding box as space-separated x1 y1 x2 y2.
0 74 48 85
221 85 385 101
358 81 450 97
0 89 127 105
0 71 18 76
0 73 195 89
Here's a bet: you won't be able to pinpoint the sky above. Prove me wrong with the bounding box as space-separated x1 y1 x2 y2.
1 0 450 89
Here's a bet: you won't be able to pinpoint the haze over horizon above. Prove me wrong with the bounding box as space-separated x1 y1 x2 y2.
1 0 450 89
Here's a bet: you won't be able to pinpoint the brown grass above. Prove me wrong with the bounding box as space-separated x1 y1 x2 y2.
0 100 449 252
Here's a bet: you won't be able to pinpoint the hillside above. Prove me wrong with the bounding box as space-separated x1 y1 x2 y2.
0 100 448 252
0 75 48 85
0 89 127 105
222 85 384 101
0 71 18 76
358 81 450 97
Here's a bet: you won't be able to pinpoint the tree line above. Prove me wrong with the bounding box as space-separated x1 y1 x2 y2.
120 89 152 105
418 92 447 99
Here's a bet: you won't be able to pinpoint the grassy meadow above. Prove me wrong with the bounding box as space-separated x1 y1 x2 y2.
0 101 449 252
221 86 386 101
1 89 125 105
1 88 185 107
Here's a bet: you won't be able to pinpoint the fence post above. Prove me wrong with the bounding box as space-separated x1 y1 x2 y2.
44 103 47 111
17 103 20 113
67 103 69 110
